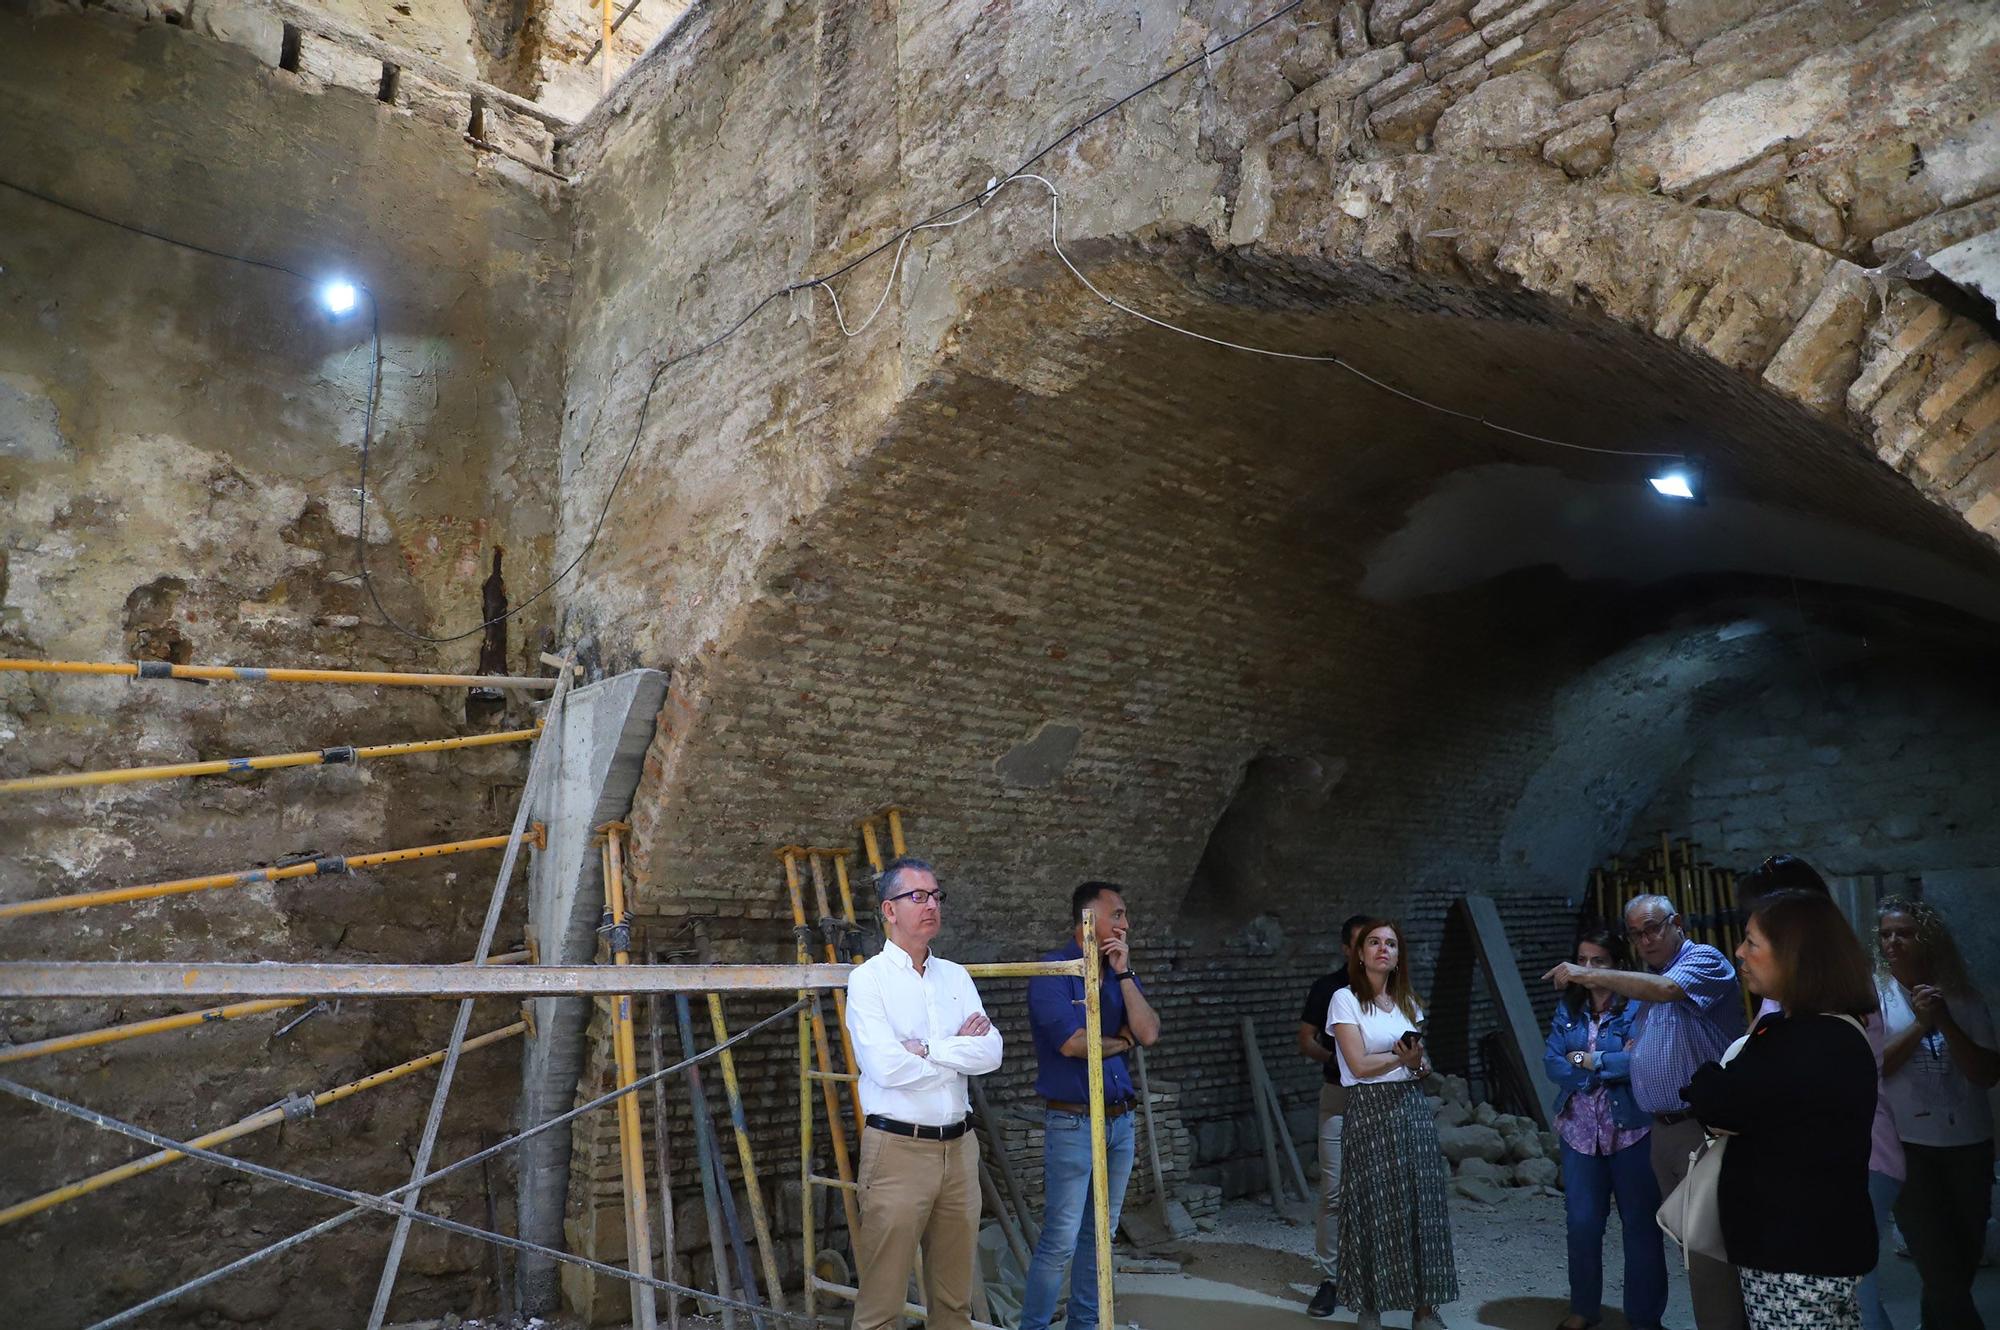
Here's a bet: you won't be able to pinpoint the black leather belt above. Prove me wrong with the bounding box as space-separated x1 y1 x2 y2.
866 1114 972 1141
1045 1098 1137 1118
1654 1110 1692 1126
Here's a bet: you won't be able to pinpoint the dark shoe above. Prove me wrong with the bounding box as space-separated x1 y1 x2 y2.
1306 1280 1338 1318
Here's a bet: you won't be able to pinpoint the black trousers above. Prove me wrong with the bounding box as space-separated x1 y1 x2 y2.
1895 1139 1994 1330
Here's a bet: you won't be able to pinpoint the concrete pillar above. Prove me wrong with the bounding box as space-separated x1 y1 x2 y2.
515 668 669 1316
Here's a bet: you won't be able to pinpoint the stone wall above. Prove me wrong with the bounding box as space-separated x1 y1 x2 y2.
0 8 568 1325
1621 653 2000 1020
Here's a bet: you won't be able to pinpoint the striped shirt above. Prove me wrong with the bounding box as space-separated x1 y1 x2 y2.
1629 938 1745 1114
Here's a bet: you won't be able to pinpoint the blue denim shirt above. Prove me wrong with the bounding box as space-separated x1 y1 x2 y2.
1543 999 1650 1131
1028 939 1137 1104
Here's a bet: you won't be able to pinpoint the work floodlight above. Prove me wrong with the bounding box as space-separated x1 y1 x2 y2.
320 280 358 317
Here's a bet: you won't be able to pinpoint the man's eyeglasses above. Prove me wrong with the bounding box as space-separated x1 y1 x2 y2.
1628 917 1675 942
886 888 947 907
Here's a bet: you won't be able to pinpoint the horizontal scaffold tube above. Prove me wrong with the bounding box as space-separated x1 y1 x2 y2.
0 961 862 999
0 957 1087 1001
0 726 541 795
0 1021 524 1227
0 658 562 690
0 952 530 1065
0 829 541 921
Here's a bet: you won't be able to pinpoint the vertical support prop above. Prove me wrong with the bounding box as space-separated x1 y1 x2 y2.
600 0 613 90
1081 907 1114 1330
707 994 787 1316
674 994 742 1330
797 979 818 1328
646 993 683 1330
602 827 658 1330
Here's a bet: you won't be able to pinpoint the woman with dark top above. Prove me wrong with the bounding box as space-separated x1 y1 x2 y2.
1542 926 1667 1330
1683 889 1880 1329
1736 855 1905 1330
1328 919 1457 1330
1876 896 1999 1330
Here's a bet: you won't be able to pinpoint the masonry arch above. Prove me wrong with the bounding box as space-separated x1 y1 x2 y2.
618 230 2000 946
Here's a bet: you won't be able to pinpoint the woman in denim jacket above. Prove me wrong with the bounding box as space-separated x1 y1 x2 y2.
1543 926 1669 1330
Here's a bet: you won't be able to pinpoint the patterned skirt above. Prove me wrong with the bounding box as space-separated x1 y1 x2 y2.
1739 1268 1862 1330
1336 1080 1459 1312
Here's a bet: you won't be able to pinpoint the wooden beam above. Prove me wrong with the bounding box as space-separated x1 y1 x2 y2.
1458 894 1556 1130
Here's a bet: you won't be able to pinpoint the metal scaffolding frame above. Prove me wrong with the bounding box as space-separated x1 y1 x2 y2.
0 657 1116 1327
0 954 1116 1330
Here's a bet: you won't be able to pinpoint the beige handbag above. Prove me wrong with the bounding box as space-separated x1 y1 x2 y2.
1655 1015 1867 1266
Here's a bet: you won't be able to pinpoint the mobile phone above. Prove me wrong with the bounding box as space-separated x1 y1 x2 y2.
1397 1029 1423 1049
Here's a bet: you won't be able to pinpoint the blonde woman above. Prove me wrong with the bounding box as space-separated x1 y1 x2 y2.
1877 897 1999 1330
1328 919 1457 1330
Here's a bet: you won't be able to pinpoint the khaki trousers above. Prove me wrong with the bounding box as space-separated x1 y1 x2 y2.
1316 1082 1348 1280
852 1127 980 1330
1650 1114 1747 1330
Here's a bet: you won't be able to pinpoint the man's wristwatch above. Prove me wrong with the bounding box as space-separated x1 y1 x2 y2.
1112 970 1136 983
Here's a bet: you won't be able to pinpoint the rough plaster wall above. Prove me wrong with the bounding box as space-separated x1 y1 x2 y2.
0 10 568 1325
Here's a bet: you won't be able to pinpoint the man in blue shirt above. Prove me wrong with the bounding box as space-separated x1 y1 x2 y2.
1545 892 1747 1330
1020 882 1163 1330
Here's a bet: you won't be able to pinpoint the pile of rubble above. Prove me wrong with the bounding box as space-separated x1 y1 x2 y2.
1426 1073 1563 1205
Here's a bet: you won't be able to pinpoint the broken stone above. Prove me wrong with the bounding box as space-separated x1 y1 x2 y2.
1558 16 1664 96
1370 0 1429 44
1544 116 1615 176
1763 260 1876 414
1474 1101 1499 1126
1433 69 1561 156
1437 1123 1508 1163
1437 1098 1474 1128
1368 83 1452 144
1457 1156 1510 1182
1454 1174 1508 1205
1513 1156 1561 1188
1293 44 1410 117
1339 0 1371 56
1281 24 1338 90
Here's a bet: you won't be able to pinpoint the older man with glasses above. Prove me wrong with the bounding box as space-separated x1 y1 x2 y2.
843 856 1003 1330
1544 893 1747 1330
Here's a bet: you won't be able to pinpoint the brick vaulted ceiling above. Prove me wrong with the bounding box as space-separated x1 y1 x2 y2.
620 243 2000 944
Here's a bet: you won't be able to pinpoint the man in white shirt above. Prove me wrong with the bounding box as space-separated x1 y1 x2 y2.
843 856 1003 1330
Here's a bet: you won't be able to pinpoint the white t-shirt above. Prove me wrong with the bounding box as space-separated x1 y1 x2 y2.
1879 976 1997 1148
1327 985 1425 1087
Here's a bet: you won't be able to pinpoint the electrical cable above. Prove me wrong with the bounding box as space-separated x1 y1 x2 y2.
0 0 1684 647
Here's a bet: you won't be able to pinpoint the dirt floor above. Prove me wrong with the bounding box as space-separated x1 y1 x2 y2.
1118 1190 2000 1330
486 1182 2000 1330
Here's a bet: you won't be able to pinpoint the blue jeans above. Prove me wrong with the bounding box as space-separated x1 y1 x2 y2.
1018 1110 1135 1330
1859 1168 1901 1330
1561 1138 1668 1329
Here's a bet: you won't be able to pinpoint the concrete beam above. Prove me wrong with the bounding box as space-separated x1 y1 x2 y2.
515 667 666 1315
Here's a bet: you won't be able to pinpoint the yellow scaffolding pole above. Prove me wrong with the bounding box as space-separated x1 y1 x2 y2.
707 994 787 1316
0 658 563 690
777 847 863 1248
0 951 529 1065
0 1021 524 1227
601 825 658 1330
0 727 541 794
0 828 542 920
